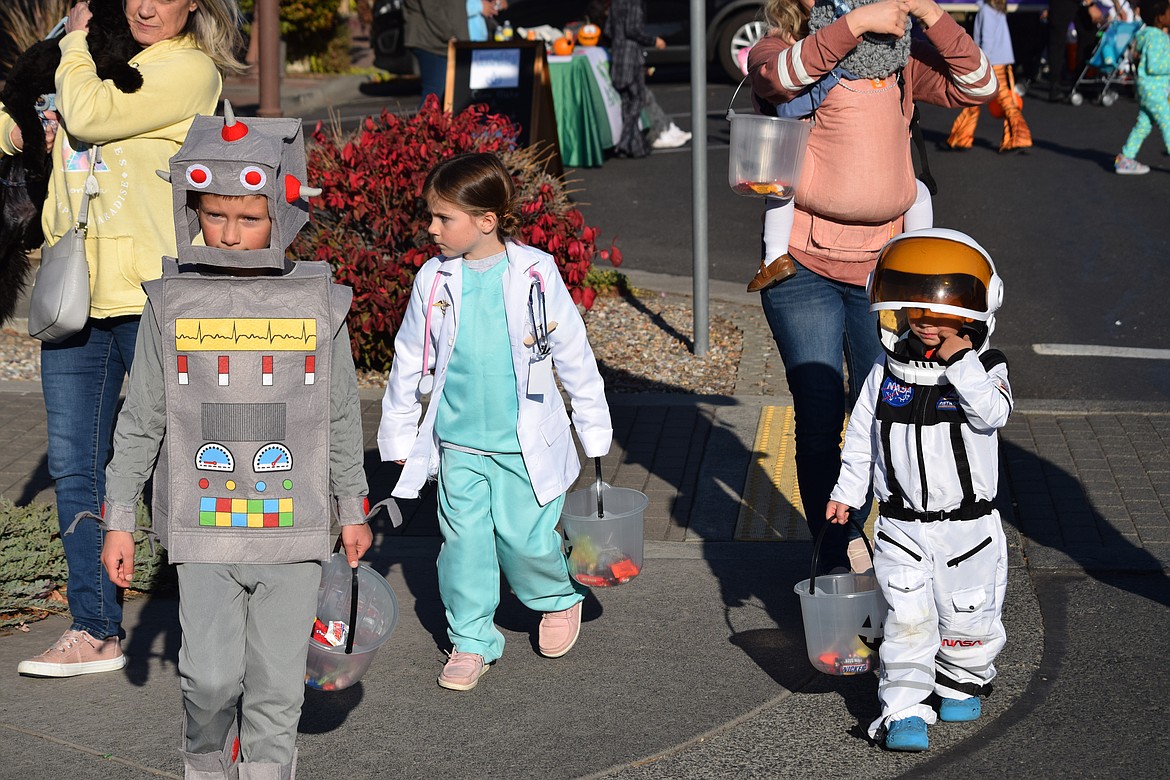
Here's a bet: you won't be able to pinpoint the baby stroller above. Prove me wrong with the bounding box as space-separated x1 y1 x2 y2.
1069 20 1142 107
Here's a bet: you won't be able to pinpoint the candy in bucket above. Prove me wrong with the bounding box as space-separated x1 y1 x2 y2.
793 518 886 676
305 553 399 691
560 458 647 587
726 77 812 200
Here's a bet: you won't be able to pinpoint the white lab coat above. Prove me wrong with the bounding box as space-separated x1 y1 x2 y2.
377 241 612 506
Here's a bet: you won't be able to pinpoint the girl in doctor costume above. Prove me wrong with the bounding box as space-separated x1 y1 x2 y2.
377 152 613 691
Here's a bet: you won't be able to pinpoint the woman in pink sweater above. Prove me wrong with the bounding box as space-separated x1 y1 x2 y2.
746 0 994 575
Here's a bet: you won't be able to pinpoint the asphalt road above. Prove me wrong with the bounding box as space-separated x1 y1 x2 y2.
305 69 1170 405
571 71 1170 406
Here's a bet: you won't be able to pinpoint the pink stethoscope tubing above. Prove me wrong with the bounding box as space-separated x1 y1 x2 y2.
418 272 443 395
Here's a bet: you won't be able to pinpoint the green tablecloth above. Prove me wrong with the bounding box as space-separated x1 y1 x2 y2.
548 53 613 168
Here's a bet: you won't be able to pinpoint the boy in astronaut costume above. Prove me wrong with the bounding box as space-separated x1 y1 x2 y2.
99 105 391 780
825 228 1012 752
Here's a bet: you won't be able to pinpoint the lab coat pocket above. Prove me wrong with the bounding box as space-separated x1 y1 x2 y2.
539 410 571 447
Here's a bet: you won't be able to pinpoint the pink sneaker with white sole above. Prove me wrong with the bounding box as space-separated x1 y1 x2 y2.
538 601 582 658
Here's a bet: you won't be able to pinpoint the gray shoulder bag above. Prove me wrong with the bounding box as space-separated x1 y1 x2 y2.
28 145 99 342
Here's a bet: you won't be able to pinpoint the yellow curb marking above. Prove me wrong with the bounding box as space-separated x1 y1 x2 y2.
735 406 875 542
736 405 808 541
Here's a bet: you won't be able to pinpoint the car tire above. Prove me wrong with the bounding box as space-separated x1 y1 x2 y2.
715 8 766 83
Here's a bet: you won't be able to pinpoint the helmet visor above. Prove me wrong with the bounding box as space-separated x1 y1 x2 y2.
869 236 994 316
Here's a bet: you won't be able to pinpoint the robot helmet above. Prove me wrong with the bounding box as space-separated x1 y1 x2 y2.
867 228 1003 385
163 101 321 271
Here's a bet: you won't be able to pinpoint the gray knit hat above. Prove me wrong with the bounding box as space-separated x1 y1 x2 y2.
809 0 911 80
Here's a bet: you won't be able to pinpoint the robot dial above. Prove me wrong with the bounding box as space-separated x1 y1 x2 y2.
253 443 293 473
195 443 234 472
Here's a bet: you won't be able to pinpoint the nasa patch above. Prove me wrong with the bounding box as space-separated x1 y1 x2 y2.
880 377 914 407
937 391 960 411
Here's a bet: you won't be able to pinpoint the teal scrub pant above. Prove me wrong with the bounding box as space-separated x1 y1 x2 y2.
437 448 584 662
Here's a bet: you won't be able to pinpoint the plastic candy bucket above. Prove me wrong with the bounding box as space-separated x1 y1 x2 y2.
560 459 646 587
793 520 885 676
727 110 811 200
305 553 399 691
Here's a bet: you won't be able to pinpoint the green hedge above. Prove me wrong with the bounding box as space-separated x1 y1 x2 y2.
0 497 172 629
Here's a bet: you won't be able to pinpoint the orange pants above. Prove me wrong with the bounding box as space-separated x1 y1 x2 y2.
947 65 1032 152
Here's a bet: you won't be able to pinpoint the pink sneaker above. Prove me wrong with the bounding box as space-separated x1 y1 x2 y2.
437 650 489 691
538 601 582 658
17 629 126 678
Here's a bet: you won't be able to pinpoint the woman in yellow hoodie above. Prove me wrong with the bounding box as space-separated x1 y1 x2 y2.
1 0 244 679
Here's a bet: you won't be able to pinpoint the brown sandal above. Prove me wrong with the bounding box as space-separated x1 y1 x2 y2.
746 254 797 293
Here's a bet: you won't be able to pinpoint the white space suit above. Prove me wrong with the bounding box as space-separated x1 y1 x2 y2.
829 228 1012 740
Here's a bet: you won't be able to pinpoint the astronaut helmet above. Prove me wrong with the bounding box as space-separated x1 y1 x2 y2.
164 101 321 271
867 228 1004 385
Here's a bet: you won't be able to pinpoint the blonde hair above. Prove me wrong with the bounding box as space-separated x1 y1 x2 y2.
185 0 247 76
763 0 810 42
422 153 521 239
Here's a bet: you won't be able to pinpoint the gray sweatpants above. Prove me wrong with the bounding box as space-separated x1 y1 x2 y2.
177 561 321 765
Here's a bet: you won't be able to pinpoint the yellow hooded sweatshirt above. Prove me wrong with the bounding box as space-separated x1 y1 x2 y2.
0 30 221 318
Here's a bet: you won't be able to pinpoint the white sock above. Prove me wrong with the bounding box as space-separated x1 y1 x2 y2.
903 180 934 232
761 197 795 263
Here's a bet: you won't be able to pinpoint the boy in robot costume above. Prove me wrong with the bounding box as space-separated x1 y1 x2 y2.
98 104 395 779
826 228 1011 752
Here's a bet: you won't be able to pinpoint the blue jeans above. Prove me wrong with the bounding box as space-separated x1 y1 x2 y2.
41 315 141 639
413 48 447 109
760 259 880 573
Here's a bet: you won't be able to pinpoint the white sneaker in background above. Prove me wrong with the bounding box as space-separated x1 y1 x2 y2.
652 124 690 149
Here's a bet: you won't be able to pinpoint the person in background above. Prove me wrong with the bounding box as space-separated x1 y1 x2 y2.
605 0 691 156
1114 0 1170 173
469 0 506 41
1 0 244 680
404 0 468 107
1045 0 1100 101
746 0 995 575
947 0 1033 153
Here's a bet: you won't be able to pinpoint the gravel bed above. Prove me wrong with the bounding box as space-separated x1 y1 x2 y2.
0 328 39 383
585 290 741 394
0 291 743 395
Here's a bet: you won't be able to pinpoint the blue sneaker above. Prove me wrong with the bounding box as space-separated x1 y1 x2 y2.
939 696 982 722
884 716 929 752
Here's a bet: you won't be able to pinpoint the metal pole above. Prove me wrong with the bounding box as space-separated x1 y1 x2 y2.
689 0 708 356
257 0 282 117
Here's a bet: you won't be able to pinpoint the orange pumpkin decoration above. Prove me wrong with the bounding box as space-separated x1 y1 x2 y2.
577 23 601 46
552 36 575 56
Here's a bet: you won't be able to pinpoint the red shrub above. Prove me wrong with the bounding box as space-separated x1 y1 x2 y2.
293 96 620 372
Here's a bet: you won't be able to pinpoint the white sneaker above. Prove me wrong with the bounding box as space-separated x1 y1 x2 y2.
652 125 690 149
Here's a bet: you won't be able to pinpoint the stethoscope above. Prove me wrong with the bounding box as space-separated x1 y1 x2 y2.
417 263 553 397
525 267 553 358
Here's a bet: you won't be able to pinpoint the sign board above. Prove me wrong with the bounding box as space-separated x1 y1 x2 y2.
444 40 562 175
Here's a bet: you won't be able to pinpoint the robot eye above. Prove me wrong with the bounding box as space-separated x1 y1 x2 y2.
186 164 213 189
240 166 266 191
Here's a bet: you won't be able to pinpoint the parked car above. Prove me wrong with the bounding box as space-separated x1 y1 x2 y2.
371 0 765 82
371 1 1048 84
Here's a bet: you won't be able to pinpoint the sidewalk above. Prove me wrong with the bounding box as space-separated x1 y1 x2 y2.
4 265 1169 778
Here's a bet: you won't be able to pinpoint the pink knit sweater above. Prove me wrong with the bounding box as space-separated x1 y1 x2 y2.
748 14 994 286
